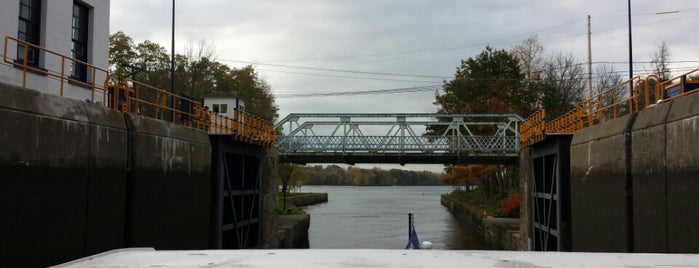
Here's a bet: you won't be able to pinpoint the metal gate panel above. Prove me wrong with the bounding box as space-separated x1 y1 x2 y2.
531 134 572 251
211 136 264 249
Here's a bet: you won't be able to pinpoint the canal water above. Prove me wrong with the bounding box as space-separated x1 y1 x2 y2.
300 185 485 250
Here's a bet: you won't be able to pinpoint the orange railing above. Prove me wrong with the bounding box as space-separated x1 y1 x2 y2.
108 79 276 147
3 36 110 103
656 68 699 101
4 35 275 147
520 68 699 148
546 76 644 134
519 109 546 148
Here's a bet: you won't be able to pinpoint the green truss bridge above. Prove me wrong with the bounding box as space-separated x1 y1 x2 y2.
275 113 523 165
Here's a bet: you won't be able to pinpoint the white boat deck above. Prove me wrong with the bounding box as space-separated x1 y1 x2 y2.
53 248 699 268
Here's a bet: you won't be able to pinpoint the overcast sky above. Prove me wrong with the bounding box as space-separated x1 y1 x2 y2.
110 1 698 172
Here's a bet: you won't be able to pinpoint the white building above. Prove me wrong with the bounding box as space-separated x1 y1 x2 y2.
0 0 110 103
203 92 245 119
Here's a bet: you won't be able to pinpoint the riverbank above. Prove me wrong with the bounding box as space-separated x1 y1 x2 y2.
276 192 328 248
284 192 328 207
441 193 521 250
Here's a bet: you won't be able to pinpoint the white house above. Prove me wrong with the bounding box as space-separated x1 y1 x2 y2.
0 0 110 103
203 92 245 119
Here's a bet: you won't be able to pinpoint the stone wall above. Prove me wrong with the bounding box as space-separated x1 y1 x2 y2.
277 214 311 248
441 195 522 250
483 218 521 250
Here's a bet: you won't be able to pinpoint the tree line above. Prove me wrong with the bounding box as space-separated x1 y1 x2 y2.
108 31 278 121
279 164 443 189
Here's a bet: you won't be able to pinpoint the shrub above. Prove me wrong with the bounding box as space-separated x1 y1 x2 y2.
500 191 520 218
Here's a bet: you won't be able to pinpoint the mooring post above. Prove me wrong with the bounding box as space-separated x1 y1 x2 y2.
408 213 413 241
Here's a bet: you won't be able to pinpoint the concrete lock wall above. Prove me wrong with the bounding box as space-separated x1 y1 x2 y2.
125 114 212 249
569 113 634 252
0 82 127 267
664 94 699 252
261 146 280 249
631 101 671 252
0 82 218 266
570 91 699 253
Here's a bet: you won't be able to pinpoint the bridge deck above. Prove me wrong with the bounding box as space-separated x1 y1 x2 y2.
279 152 518 165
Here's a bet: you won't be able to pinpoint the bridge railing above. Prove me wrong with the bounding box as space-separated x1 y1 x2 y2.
520 68 699 148
277 135 519 154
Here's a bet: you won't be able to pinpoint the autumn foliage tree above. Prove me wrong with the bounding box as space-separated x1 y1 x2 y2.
434 46 526 197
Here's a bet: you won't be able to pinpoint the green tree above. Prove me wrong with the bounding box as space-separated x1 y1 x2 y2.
108 31 279 122
433 46 526 197
108 31 137 81
134 40 171 87
278 163 308 210
436 46 524 115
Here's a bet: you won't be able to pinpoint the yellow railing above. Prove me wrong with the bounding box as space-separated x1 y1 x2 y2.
3 36 110 103
520 68 699 148
4 35 276 147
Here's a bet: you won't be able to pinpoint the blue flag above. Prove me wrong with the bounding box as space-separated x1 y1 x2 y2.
405 226 421 249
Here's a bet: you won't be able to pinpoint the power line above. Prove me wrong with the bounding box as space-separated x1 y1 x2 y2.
246 20 583 64
220 59 449 79
272 65 698 99
257 68 441 84
275 85 442 98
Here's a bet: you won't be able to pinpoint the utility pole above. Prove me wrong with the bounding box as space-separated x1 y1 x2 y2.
587 15 593 99
170 0 176 118
627 0 633 81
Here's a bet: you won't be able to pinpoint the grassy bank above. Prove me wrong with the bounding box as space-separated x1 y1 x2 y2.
443 188 519 218
277 199 302 215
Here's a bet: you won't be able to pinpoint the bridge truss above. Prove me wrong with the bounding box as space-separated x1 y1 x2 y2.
275 113 523 165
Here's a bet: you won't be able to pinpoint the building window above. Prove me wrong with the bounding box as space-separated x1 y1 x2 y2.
211 104 228 114
71 2 89 81
17 0 42 66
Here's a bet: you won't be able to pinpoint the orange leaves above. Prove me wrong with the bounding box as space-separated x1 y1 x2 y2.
500 191 520 218
442 164 497 186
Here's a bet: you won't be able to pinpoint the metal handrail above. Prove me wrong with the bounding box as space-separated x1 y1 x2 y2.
520 69 699 148
655 68 699 101
3 36 110 103
111 79 277 147
4 35 276 147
